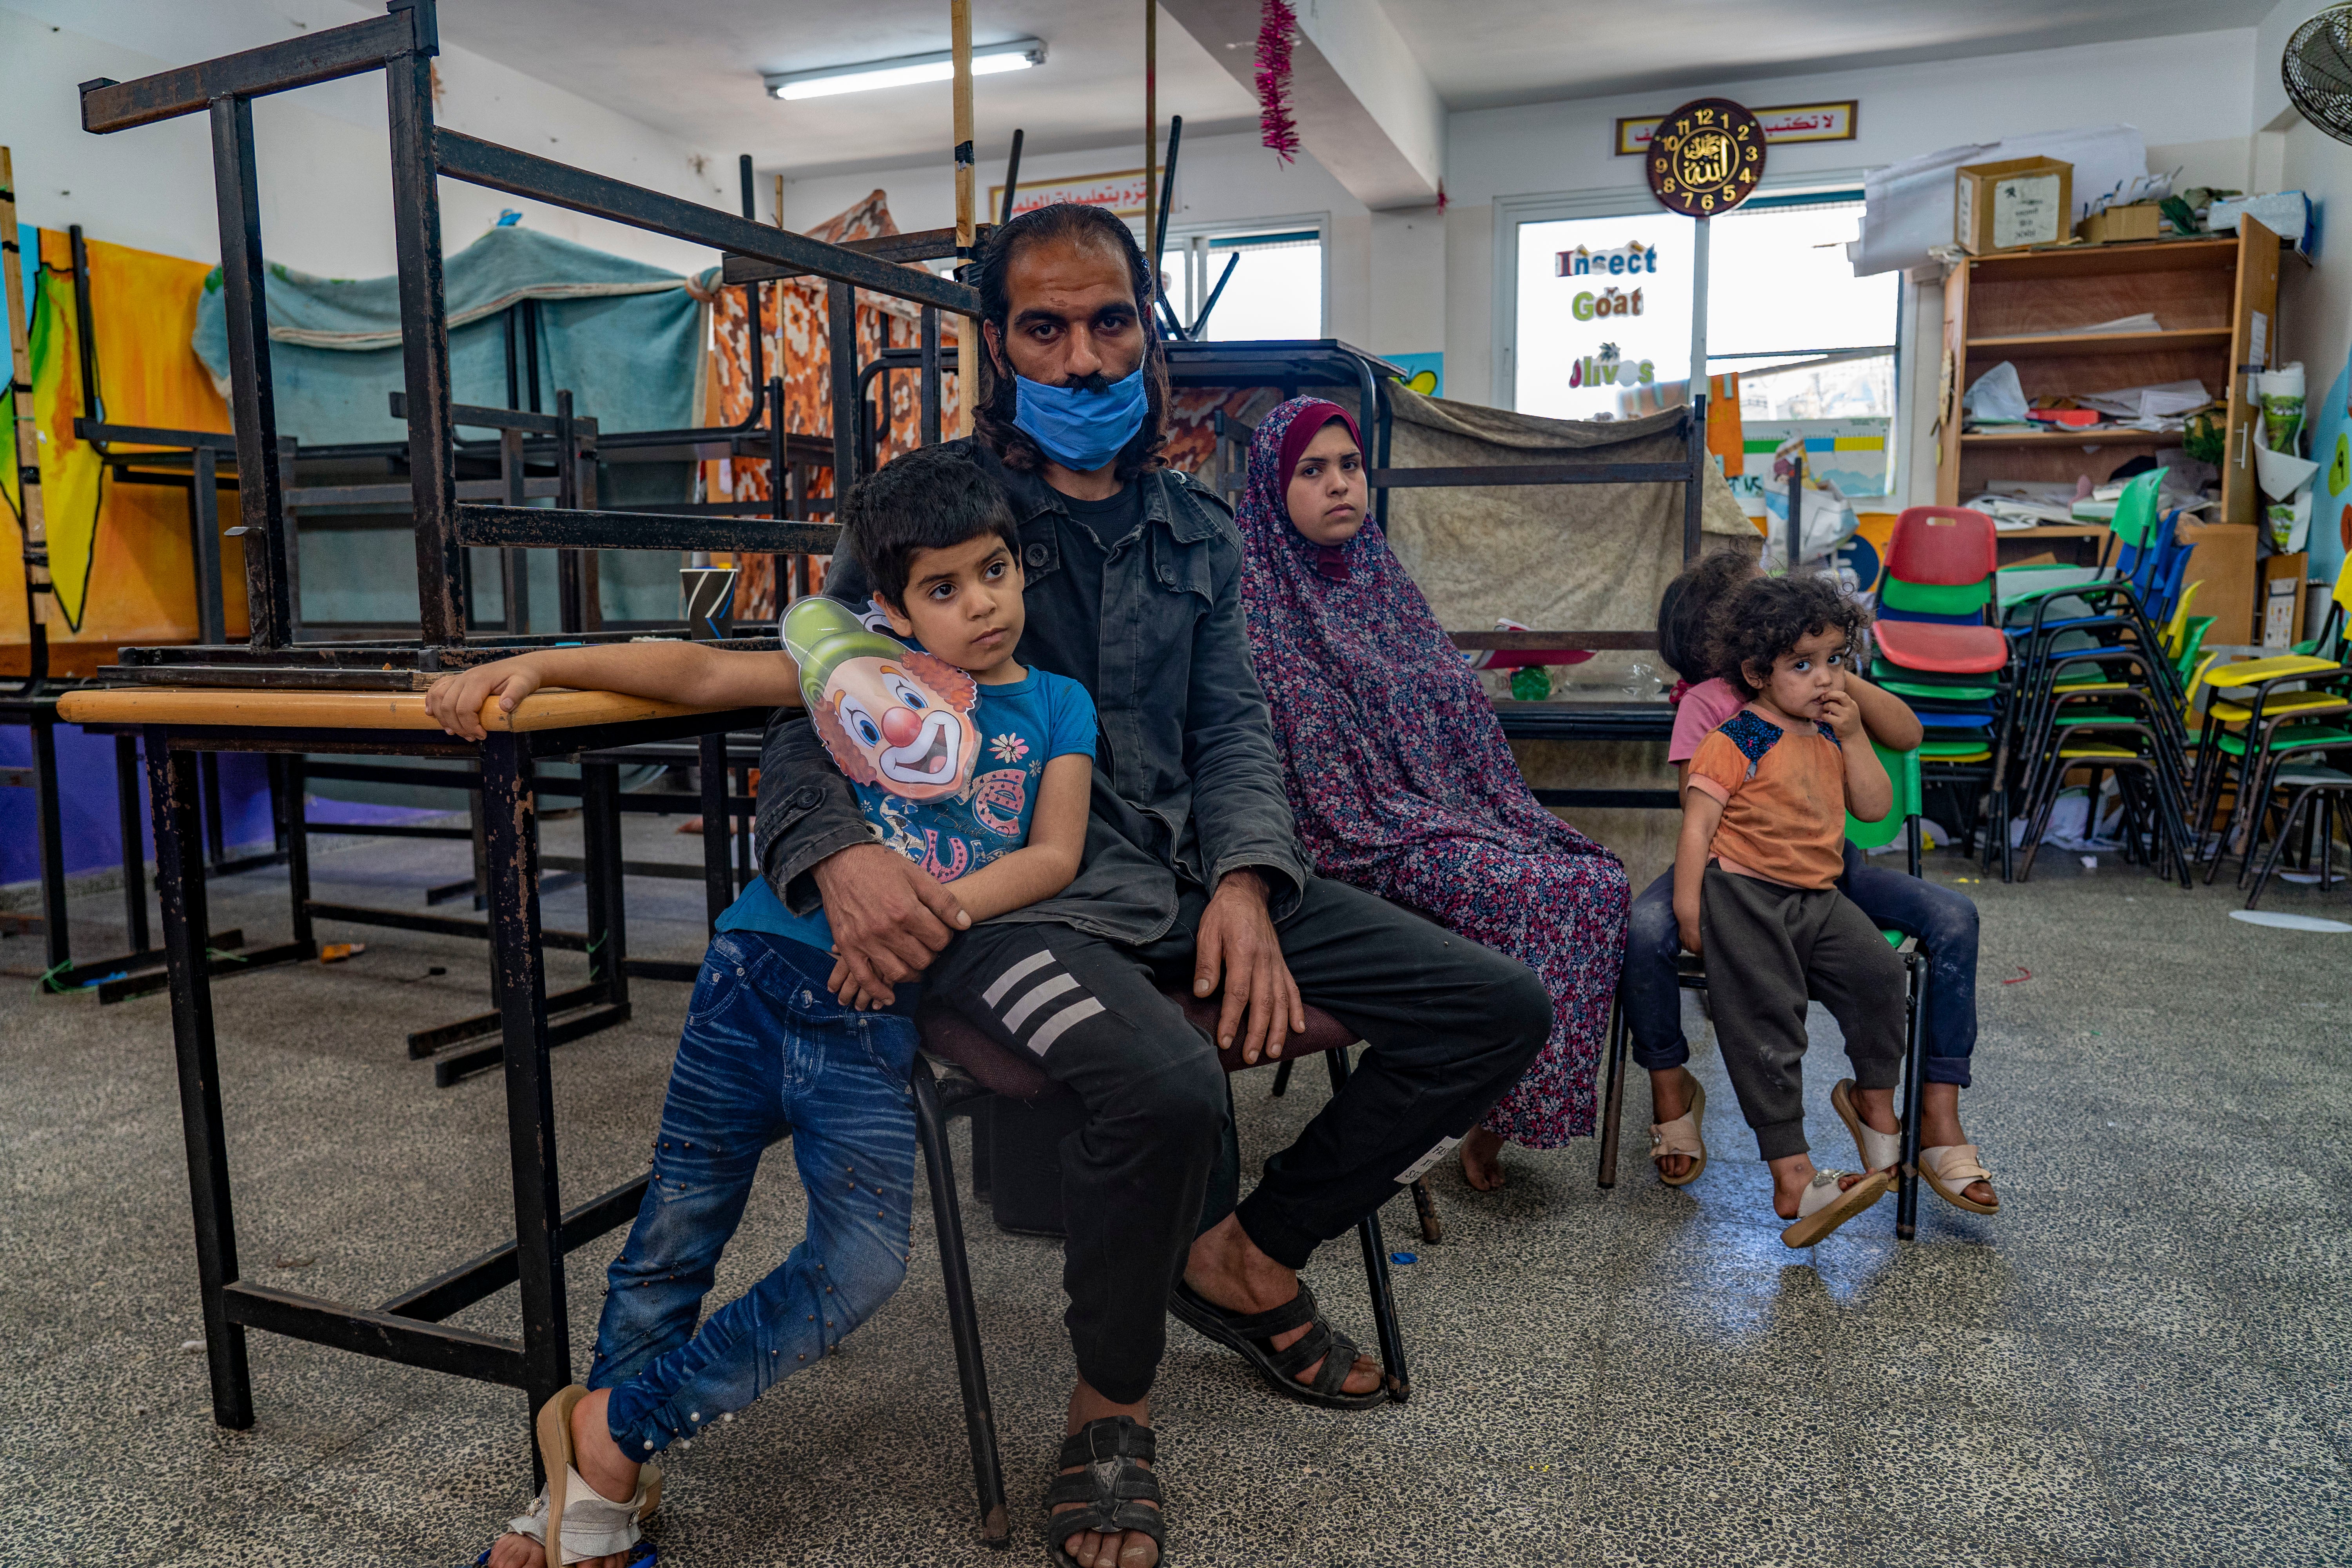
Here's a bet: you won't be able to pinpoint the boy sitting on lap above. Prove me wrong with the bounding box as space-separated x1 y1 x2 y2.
423 444 1097 1568
1673 574 1908 1249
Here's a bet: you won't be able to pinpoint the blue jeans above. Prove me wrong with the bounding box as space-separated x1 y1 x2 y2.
589 930 917 1457
1621 842 1980 1088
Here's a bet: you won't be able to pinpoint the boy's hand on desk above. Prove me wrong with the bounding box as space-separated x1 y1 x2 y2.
424 657 545 741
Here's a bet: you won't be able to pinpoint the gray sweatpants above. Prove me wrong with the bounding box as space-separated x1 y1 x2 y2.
1699 864 1907 1161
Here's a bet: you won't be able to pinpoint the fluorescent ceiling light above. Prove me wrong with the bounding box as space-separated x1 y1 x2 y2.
766 40 1045 100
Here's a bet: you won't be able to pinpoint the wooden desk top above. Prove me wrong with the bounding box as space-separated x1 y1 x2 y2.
54 685 749 734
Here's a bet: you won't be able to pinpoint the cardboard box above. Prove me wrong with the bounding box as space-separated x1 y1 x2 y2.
2262 551 2308 650
1956 156 2073 254
2075 200 2163 245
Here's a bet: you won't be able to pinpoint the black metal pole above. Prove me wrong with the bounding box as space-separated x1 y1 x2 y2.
828 281 860 498
554 388 585 633
1152 116 1181 276
385 46 463 645
480 731 570 1465
699 731 731 932
281 753 314 954
31 705 70 978
998 129 1024 226
1683 396 1707 564
1788 444 1804 575
1326 1046 1410 1401
920 307 942 448
207 97 294 650
1896 960 1930 1240
913 1063 1010 1546
579 759 626 1009
189 446 226 646
147 728 254 1428
114 733 151 955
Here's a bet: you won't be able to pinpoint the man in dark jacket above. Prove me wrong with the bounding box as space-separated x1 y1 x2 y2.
758 204 1550 1568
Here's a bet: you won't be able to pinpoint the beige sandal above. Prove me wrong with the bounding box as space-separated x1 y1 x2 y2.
512 1385 662 1566
1648 1072 1707 1187
1831 1078 1901 1174
1779 1167 1891 1248
1918 1143 2000 1215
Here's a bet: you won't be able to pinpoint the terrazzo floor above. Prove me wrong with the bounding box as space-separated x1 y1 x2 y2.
3 815 2348 1566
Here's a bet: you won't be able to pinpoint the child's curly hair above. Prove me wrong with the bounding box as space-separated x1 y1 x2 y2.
1656 546 1762 683
1707 573 1872 699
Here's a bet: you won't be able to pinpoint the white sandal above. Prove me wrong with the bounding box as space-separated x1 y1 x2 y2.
1918 1143 2000 1215
508 1385 662 1566
1779 1166 1891 1248
1831 1079 1901 1174
1648 1072 1707 1187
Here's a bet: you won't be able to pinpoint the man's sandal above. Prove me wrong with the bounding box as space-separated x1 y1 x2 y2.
1779 1167 1892 1248
1046 1416 1165 1568
1831 1078 1901 1174
1918 1143 2000 1214
1169 1280 1390 1410
1649 1072 1707 1186
501 1385 662 1567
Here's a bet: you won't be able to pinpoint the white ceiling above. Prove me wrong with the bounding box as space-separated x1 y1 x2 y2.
436 0 2280 178
434 0 1259 183
1372 0 2280 111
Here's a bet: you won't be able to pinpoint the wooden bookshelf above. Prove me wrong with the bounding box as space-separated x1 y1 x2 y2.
1936 225 2279 524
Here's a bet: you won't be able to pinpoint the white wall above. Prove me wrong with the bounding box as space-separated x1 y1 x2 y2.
778 131 1398 346
1 0 730 279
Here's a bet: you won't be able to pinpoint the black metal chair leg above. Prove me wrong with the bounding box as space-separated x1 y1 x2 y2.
147 730 253 1428
1896 952 1930 1241
1409 1176 1441 1244
1269 1057 1294 1098
1595 995 1629 1189
912 1062 1010 1546
1325 1047 1409 1402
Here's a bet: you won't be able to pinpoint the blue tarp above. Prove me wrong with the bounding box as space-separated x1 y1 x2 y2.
192 225 710 443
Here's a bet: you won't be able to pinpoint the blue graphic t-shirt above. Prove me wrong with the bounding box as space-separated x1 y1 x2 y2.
717 665 1098 955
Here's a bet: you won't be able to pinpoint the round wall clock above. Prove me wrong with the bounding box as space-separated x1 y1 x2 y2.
1648 98 1765 216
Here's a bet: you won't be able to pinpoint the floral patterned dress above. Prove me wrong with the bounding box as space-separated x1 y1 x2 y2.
1233 397 1630 1145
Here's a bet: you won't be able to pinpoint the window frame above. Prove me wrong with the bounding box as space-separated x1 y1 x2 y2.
1153 210 1331 341
1492 166 1879 406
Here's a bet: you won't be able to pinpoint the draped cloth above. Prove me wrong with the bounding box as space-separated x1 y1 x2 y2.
1234 397 1630 1146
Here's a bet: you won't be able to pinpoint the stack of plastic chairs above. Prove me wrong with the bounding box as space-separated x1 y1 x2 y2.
1994 471 2199 885
1868 507 2010 867
2191 553 2352 896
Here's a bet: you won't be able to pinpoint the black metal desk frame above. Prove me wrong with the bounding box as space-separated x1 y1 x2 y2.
134 704 764 1448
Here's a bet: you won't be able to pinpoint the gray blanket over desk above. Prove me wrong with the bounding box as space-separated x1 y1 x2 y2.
1381 388 1756 886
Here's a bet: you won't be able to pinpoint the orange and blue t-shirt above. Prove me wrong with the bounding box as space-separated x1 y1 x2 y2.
1685 706 1848 890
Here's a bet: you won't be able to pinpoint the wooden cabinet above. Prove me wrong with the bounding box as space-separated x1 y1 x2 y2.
1935 221 2281 535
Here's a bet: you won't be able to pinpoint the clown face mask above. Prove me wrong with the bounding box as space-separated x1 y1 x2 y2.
784 596 982 803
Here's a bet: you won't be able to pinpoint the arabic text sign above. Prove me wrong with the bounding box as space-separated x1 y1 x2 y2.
1616 101 1857 157
989 169 1151 221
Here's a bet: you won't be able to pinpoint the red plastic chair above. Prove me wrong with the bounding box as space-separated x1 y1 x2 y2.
1885 506 1999 588
1873 618 2008 674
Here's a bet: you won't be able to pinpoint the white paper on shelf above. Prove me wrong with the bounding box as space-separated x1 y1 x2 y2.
2075 379 2210 419
2254 443 2320 501
1850 125 2147 276
1963 361 2029 423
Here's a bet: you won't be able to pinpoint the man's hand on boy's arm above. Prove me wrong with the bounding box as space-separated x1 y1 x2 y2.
813 844 971 1002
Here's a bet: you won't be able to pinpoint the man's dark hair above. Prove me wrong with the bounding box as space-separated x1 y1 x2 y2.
974 202 1170 480
1656 545 1762 682
839 444 1023 610
1707 573 1872 699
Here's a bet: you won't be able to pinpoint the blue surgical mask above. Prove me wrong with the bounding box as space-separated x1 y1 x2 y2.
1012 367 1149 472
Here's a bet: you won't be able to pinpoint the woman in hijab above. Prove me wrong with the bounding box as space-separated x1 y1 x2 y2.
1235 396 1630 1189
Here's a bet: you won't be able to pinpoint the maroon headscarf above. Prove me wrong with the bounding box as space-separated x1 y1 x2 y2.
1234 395 1620 879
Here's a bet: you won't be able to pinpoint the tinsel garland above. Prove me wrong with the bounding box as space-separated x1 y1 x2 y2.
1256 0 1299 163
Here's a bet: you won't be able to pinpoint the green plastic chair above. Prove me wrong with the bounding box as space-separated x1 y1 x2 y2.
1847 738 1926 891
